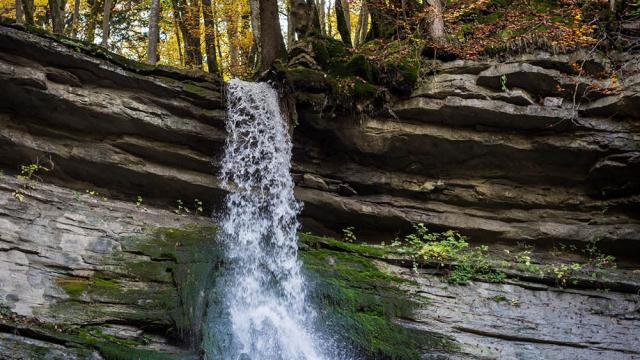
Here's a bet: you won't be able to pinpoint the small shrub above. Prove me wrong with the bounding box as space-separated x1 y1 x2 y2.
514 249 542 274
549 262 583 287
194 199 204 214
402 224 505 285
342 227 357 243
12 160 51 202
175 199 190 214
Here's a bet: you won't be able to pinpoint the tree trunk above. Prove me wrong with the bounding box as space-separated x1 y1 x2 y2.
21 0 34 25
15 0 23 24
101 0 113 47
147 0 161 64
248 0 261 69
86 0 103 43
354 2 368 47
70 0 80 37
172 15 184 65
171 0 202 69
317 0 325 35
326 1 332 36
343 0 351 31
170 0 189 64
212 2 224 68
226 14 240 75
185 0 202 68
259 0 287 71
426 0 445 42
335 0 351 47
48 0 66 33
287 0 294 47
201 0 218 74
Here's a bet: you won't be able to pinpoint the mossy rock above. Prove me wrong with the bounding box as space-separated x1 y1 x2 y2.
329 54 374 82
52 225 220 353
309 36 348 69
286 67 338 93
301 243 458 359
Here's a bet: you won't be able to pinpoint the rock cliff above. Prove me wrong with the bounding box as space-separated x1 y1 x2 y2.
1 24 639 359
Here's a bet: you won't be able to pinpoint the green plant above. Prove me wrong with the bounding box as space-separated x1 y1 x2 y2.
549 262 582 287
86 189 99 197
448 245 506 285
514 249 541 274
175 200 190 214
194 199 204 214
400 224 505 285
135 196 143 207
342 227 357 243
500 74 509 92
583 239 616 270
416 231 468 264
12 160 51 202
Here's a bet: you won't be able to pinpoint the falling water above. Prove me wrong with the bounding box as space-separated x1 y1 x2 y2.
209 79 324 360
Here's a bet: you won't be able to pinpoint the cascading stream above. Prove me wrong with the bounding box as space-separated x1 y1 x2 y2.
210 79 324 360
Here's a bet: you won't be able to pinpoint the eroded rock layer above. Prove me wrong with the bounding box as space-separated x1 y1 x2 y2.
291 50 640 255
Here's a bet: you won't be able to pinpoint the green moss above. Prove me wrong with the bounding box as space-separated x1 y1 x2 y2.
122 225 218 263
300 232 391 258
302 247 458 359
286 67 338 93
52 226 220 352
532 0 558 13
95 343 178 360
57 276 120 298
396 60 419 86
182 82 216 98
121 226 221 344
480 13 500 24
353 79 379 98
310 36 348 69
330 54 373 81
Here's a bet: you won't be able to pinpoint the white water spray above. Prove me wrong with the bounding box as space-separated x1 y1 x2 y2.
213 79 324 360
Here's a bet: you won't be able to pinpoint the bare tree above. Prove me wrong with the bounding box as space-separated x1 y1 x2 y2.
201 0 219 74
101 0 113 47
147 0 161 64
259 0 287 70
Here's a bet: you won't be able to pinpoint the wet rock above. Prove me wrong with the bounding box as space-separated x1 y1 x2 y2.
301 173 329 191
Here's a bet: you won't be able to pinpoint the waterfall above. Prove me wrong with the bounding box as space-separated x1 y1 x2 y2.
209 79 324 360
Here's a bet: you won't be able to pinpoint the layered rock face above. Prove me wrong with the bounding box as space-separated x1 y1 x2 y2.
0 24 227 212
1 24 639 359
292 50 640 255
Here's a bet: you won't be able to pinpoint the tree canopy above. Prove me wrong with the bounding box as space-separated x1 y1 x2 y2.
1 0 636 79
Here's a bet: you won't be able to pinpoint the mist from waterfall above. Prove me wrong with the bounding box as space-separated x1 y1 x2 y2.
206 79 325 360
